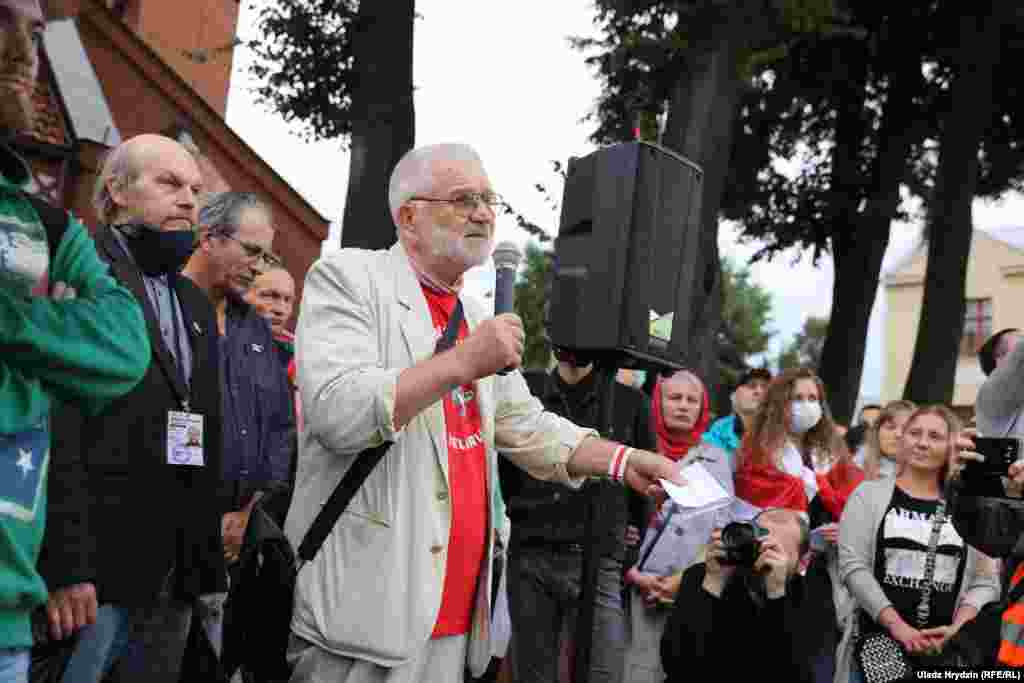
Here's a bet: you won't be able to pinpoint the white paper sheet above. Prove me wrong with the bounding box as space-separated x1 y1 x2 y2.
660 461 730 508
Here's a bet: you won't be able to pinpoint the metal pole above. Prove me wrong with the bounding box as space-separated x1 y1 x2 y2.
572 364 618 683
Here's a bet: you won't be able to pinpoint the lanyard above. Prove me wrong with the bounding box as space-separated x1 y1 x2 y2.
146 274 191 411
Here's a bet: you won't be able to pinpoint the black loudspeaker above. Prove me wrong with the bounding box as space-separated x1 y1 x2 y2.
548 141 704 371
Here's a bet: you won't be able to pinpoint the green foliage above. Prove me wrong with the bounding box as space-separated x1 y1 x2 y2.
777 315 828 371
575 1 1024 263
247 0 359 142
722 2 1024 261
572 0 838 147
513 242 554 370
718 257 775 388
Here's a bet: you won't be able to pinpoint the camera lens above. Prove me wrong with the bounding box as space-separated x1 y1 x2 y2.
722 522 755 547
720 522 762 567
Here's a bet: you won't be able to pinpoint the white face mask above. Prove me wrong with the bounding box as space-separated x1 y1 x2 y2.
790 400 822 434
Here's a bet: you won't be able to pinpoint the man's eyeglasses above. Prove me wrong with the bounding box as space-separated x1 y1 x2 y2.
220 234 282 268
409 192 507 214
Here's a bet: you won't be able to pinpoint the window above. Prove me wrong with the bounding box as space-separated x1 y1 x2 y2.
961 298 993 356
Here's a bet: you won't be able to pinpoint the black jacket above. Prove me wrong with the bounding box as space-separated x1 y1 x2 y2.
950 479 1024 596
661 563 814 683
39 226 226 604
498 368 655 559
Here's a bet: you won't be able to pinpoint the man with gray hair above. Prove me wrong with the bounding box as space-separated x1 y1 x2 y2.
182 191 294 562
39 133 226 683
285 142 681 682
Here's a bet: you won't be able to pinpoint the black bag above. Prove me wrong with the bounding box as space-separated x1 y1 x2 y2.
854 630 914 683
221 501 299 682
224 299 466 682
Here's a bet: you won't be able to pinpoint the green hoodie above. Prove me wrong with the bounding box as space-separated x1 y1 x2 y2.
0 146 150 648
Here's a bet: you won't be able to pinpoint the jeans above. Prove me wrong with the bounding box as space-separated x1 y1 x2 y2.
508 546 625 683
60 606 131 683
0 649 28 683
60 593 224 683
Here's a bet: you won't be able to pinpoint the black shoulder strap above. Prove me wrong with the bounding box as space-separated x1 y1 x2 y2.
296 298 465 566
23 193 69 266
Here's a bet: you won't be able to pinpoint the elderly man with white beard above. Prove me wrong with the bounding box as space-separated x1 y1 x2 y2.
284 143 682 683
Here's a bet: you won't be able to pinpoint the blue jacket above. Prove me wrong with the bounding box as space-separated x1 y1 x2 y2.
219 299 295 510
702 414 742 467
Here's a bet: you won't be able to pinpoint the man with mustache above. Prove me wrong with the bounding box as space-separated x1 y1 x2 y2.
39 134 227 683
246 264 296 358
246 263 299 424
0 2 150 680
285 142 682 683
183 192 294 577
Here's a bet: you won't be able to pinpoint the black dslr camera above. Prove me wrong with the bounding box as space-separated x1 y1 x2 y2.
720 520 770 568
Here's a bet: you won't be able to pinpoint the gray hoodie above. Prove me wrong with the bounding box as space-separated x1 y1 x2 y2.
977 335 1024 437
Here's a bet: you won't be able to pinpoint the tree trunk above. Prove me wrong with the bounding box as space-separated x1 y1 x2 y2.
902 4 1003 406
818 9 924 426
661 27 744 404
339 0 415 249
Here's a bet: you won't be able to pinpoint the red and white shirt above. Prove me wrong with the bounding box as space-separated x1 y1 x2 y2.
421 285 488 638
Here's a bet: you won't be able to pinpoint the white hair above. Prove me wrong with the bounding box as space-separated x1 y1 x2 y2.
93 143 140 225
387 143 484 228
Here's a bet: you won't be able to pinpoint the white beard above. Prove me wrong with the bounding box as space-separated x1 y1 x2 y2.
428 224 493 270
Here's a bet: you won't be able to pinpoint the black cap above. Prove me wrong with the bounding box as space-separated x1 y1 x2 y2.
979 328 1021 376
737 367 772 388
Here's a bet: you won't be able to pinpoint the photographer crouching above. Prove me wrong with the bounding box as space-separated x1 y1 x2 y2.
659 508 815 682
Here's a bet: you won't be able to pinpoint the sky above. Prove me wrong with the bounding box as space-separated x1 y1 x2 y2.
223 0 1024 403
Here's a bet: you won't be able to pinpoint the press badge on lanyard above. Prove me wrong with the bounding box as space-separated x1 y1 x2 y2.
167 405 204 467
151 275 204 466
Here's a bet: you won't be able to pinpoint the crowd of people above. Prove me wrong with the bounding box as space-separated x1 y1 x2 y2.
4 1 1024 683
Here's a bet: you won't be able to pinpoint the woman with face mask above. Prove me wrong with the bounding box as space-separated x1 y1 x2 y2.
735 368 850 514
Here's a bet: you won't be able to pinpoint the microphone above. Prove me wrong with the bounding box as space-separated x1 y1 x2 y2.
492 241 522 375
492 241 522 316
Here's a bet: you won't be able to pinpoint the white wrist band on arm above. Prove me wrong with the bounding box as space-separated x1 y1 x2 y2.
608 445 626 480
617 447 634 482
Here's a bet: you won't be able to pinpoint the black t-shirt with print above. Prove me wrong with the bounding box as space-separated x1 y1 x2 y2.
872 486 965 629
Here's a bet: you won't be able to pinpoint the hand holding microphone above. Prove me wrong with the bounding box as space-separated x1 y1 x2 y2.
492 241 522 376
454 314 524 381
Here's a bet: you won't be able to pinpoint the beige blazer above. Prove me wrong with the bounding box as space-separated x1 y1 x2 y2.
285 243 594 675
